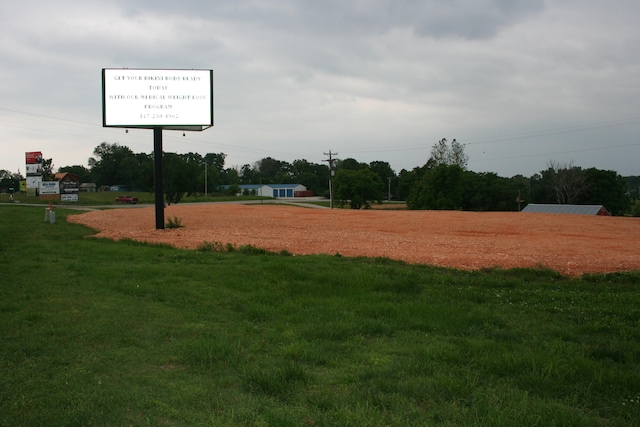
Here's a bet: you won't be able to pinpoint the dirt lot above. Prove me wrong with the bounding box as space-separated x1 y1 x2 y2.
67 203 640 276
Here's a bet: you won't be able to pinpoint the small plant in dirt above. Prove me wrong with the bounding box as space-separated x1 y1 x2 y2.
165 215 184 229
196 241 234 252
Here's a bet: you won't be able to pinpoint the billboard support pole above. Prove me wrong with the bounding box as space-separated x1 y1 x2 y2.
153 127 165 230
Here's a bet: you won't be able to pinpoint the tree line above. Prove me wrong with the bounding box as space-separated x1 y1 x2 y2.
2 139 637 215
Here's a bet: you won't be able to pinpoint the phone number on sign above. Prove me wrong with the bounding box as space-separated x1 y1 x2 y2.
140 113 180 119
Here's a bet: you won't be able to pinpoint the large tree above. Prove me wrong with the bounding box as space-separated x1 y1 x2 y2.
255 157 293 183
407 164 464 210
581 168 630 215
428 138 468 169
545 160 588 204
0 170 22 194
334 168 383 209
291 159 330 196
88 142 136 187
460 171 529 211
58 165 91 183
404 138 468 209
369 161 396 200
162 153 193 204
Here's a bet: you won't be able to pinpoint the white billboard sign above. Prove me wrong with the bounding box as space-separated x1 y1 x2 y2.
102 68 213 130
26 176 42 189
39 181 60 195
61 194 78 202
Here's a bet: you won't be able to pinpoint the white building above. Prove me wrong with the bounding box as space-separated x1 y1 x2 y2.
225 184 309 198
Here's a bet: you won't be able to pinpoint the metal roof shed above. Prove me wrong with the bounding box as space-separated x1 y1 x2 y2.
521 204 611 216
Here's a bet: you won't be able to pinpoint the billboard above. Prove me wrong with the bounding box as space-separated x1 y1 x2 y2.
102 68 213 131
26 151 43 189
39 181 60 195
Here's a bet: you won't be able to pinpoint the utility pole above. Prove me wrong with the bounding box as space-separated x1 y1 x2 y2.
323 151 338 209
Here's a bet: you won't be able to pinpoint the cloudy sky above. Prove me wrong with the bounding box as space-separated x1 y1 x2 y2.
1 0 639 178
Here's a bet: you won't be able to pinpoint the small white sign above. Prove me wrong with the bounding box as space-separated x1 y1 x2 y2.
26 176 42 189
39 181 60 195
61 194 78 202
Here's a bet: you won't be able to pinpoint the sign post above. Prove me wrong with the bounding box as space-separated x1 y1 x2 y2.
102 68 214 229
154 127 164 229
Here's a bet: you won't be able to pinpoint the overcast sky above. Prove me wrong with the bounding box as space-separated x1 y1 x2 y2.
1 0 639 178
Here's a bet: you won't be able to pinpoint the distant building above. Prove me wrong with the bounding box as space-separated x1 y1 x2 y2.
55 172 80 202
222 184 310 198
522 204 611 216
80 183 97 192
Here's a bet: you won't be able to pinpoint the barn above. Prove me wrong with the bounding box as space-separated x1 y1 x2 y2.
521 204 611 216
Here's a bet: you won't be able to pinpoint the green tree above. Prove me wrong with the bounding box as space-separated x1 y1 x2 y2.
581 168 631 216
133 153 154 192
407 164 464 210
255 157 293 184
291 159 330 196
405 139 468 209
429 138 468 168
58 165 91 183
222 167 240 187
88 142 136 187
338 158 367 171
41 158 55 181
397 166 426 201
369 161 396 200
334 168 383 209
625 176 640 201
0 170 22 194
461 171 529 211
162 153 191 204
239 164 258 184
175 152 204 197
529 171 556 204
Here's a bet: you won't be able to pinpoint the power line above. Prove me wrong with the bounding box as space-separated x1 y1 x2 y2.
2 106 639 166
465 117 640 146
340 116 640 155
472 141 640 163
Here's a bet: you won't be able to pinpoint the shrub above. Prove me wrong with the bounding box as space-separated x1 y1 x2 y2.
165 215 184 229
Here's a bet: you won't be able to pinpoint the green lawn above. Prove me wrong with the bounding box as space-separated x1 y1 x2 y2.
1 205 639 426
5 191 269 206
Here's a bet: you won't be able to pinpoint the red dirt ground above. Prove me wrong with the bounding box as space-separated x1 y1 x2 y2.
67 203 640 276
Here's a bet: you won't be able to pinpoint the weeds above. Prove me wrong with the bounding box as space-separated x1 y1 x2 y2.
165 215 184 229
197 240 292 256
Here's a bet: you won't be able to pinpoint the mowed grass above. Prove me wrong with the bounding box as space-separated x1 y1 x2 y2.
7 191 267 206
1 205 639 426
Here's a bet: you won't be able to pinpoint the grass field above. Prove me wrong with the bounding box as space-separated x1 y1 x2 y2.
4 191 267 206
1 205 639 426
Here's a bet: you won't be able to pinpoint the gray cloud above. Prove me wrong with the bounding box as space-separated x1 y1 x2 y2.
0 0 638 178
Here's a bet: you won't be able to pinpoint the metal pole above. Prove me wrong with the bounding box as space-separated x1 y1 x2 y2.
153 127 164 230
329 178 333 209
204 161 208 199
